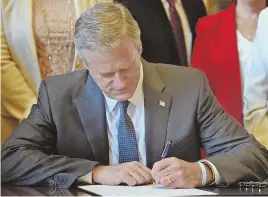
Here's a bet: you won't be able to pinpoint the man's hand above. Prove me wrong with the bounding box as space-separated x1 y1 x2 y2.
92 161 153 186
151 157 213 188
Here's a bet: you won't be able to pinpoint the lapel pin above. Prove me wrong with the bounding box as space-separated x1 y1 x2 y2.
159 100 166 107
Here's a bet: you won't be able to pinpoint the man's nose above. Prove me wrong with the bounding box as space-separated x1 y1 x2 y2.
113 73 127 90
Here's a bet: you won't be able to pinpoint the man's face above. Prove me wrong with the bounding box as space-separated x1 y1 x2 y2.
83 35 142 101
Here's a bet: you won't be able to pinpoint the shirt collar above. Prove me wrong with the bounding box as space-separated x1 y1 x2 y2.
104 62 144 113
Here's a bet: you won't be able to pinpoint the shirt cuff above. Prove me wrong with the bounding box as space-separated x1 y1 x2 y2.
200 159 222 185
77 171 93 184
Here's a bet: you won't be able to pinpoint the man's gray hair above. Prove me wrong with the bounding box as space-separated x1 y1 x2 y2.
74 3 141 61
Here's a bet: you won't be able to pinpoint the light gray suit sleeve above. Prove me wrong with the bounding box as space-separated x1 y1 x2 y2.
197 72 268 186
1 81 99 189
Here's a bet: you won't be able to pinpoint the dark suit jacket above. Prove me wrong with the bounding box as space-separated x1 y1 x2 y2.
2 60 268 189
115 0 207 65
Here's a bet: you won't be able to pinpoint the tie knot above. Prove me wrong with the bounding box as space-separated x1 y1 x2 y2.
119 101 130 113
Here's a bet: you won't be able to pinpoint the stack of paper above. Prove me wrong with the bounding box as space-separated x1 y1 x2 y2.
79 184 217 196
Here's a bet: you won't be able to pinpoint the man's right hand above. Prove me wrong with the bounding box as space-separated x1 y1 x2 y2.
92 161 153 186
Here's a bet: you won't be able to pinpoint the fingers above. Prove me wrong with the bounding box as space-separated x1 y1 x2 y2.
159 172 177 186
154 175 161 185
155 164 176 178
120 162 153 186
159 172 189 189
166 179 182 189
132 162 153 184
155 161 201 189
133 161 151 174
151 157 174 178
121 173 137 186
128 169 146 185
152 157 181 185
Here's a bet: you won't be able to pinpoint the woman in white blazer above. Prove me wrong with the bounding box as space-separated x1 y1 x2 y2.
1 0 112 143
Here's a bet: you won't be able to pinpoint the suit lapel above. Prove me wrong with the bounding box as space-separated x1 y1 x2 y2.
142 60 172 168
73 72 109 165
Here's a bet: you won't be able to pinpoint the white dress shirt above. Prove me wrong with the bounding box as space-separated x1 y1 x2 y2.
104 65 147 165
161 0 192 65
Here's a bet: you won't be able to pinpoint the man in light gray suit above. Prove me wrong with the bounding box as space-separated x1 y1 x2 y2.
2 3 268 189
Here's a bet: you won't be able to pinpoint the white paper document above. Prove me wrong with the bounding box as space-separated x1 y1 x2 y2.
79 184 217 196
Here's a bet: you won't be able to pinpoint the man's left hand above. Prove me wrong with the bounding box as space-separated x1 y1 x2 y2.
151 157 213 188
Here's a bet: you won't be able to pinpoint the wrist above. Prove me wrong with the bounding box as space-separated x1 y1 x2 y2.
92 165 105 184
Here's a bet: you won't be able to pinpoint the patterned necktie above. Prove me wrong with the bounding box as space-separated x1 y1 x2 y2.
168 0 188 66
118 101 139 163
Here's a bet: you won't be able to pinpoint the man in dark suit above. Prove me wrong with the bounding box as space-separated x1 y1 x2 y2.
1 3 268 189
115 0 207 66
